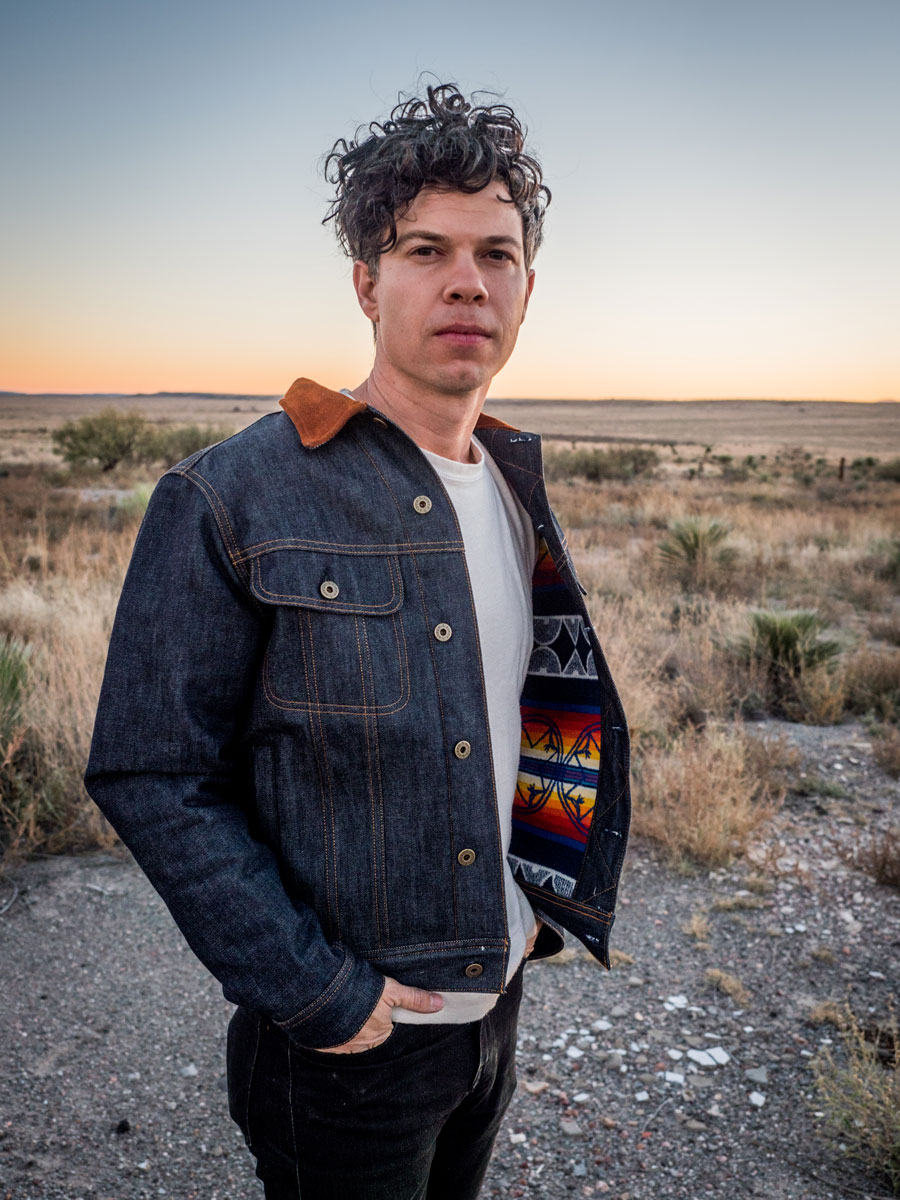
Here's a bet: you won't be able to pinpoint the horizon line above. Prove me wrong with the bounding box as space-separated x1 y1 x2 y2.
2 390 897 404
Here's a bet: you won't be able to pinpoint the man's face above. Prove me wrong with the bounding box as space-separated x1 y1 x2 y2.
353 185 535 397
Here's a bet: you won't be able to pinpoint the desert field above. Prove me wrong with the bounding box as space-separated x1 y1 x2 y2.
1 391 897 463
1 391 899 1196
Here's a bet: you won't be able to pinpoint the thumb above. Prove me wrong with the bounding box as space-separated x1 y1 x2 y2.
389 983 444 1014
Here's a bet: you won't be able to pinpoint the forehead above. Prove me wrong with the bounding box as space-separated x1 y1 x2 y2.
396 185 523 242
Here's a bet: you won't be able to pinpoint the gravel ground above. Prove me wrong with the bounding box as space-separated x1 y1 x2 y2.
2 718 898 1200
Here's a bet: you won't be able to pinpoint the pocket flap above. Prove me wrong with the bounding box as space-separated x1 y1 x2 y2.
249 550 403 615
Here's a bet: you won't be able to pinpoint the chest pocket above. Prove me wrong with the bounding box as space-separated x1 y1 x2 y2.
248 549 409 715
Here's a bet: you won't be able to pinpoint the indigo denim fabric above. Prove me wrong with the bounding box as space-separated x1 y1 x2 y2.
226 962 525 1198
84 396 630 1050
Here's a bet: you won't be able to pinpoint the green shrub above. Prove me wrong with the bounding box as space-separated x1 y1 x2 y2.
543 445 658 483
875 459 900 483
146 423 233 468
51 408 151 472
737 610 842 718
116 483 154 522
658 517 736 592
51 410 233 473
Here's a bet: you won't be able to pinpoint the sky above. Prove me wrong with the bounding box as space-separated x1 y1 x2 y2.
1 0 898 400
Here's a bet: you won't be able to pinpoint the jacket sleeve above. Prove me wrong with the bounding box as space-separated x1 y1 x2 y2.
84 467 385 1048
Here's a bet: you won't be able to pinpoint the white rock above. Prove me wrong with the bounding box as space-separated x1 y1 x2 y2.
667 1049 684 1060
665 994 688 1009
664 1071 685 1084
180 1064 198 1077
591 1019 612 1032
707 1046 731 1065
635 1090 650 1102
566 1045 585 1059
749 1091 766 1107
573 1092 590 1102
839 909 862 935
509 1131 527 1144
686 1049 717 1067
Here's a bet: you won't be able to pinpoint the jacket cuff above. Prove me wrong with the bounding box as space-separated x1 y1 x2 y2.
273 947 386 1049
526 908 567 961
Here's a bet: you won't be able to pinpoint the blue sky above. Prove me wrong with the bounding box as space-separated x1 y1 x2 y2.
1 0 898 398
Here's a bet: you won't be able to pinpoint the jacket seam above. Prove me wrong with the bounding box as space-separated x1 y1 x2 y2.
235 539 463 560
274 950 356 1030
518 885 614 923
250 555 402 613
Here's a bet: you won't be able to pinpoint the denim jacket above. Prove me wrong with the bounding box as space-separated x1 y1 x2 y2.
85 378 631 1049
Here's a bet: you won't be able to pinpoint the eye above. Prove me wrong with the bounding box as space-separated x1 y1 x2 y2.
411 245 439 257
487 250 513 262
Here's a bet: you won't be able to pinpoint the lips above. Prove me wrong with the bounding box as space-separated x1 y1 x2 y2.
434 324 493 346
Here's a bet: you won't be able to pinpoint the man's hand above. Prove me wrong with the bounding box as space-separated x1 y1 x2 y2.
525 918 544 958
316 976 444 1054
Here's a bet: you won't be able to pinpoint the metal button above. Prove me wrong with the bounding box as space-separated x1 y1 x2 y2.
434 623 452 642
464 963 483 979
457 848 476 866
413 495 432 514
319 580 340 600
454 740 471 760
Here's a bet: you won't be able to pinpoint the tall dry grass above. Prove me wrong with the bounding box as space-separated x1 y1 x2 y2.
0 467 141 856
631 723 782 866
1 427 899 863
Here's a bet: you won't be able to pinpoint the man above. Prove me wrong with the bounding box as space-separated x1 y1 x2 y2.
85 82 631 1199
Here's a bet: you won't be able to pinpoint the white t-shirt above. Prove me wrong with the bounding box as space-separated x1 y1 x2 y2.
393 433 538 1023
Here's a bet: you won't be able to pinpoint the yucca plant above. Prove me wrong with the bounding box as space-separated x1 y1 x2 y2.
658 516 736 591
739 609 842 717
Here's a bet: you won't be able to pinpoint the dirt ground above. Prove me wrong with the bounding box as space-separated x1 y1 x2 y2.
1 718 898 1200
2 392 898 464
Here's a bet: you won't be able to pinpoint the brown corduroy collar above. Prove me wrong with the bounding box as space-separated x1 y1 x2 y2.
279 377 518 449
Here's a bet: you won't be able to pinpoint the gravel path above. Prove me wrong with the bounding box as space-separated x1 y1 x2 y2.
2 719 898 1200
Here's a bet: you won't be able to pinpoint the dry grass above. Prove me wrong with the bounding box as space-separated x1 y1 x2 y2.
711 894 770 911
842 828 900 891
811 947 837 965
808 1001 846 1027
2 410 899 859
681 911 711 940
845 647 900 722
873 727 900 778
704 967 751 1006
632 723 782 866
0 470 137 857
812 1003 900 1192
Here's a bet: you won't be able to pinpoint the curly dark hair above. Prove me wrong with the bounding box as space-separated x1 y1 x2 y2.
323 82 550 274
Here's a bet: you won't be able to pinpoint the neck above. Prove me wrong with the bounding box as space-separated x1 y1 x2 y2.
351 362 487 464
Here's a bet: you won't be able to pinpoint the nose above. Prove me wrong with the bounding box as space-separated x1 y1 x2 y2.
443 253 487 304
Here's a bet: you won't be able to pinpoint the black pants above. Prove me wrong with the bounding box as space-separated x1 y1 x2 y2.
226 964 524 1199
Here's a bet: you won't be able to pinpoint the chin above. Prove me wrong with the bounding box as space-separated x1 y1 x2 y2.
432 364 493 395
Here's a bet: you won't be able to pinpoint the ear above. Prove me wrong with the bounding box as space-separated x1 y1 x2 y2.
353 261 379 324
520 268 536 324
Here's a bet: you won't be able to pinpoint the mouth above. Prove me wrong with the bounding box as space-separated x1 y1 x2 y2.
434 325 493 347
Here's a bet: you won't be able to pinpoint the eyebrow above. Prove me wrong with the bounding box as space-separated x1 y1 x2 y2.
393 231 522 250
